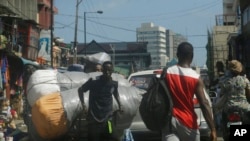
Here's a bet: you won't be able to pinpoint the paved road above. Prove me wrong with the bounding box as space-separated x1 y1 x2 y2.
14 119 224 141
217 129 224 141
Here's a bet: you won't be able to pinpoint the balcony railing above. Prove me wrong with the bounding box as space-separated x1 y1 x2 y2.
215 14 237 26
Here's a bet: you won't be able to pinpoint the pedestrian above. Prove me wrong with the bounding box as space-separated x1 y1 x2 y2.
78 61 123 141
162 42 217 141
95 63 102 72
214 60 250 124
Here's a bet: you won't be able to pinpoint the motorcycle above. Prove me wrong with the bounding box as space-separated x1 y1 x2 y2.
221 108 246 141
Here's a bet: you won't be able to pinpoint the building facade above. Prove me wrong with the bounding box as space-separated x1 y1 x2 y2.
136 23 168 69
0 0 60 67
207 0 238 80
237 0 250 78
166 30 187 61
172 33 187 59
166 29 174 60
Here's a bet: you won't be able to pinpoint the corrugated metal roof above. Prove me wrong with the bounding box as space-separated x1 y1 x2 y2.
0 5 16 16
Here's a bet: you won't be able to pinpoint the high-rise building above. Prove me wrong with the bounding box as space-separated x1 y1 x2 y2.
166 29 174 60
165 29 189 63
136 23 168 69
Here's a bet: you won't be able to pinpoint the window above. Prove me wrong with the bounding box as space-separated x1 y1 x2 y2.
243 7 250 26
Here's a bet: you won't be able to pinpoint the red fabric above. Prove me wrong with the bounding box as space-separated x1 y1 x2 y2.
166 65 199 129
10 109 16 117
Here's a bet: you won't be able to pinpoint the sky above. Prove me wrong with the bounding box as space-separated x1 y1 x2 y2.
54 0 223 67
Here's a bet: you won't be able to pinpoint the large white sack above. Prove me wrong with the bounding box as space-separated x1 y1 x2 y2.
27 69 58 91
84 52 111 65
60 88 83 128
81 85 143 130
27 84 60 106
111 73 131 87
57 71 90 91
113 86 143 129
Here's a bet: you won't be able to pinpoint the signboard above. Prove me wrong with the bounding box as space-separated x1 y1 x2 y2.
38 29 51 61
28 25 39 48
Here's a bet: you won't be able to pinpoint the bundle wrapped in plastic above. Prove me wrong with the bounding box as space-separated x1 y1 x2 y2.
27 70 60 106
80 85 142 129
114 86 143 129
31 92 67 139
84 52 111 65
80 72 143 130
60 88 83 128
29 88 83 140
27 70 142 139
57 71 89 91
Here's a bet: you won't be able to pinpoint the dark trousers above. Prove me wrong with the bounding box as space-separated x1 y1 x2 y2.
87 117 119 141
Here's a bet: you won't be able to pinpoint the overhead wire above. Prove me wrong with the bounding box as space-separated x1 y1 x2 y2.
54 0 221 42
87 0 221 22
5 0 222 48
56 0 220 22
55 21 124 42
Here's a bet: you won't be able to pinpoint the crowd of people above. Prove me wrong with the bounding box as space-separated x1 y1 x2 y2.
79 42 218 141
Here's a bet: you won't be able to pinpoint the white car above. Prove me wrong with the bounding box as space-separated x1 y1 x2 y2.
128 69 212 141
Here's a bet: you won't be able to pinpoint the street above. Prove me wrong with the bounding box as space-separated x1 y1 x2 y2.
14 119 224 141
217 129 224 141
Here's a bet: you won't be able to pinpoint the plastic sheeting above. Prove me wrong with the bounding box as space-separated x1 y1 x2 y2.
67 64 84 72
113 86 143 129
27 70 58 88
26 69 144 139
57 71 142 130
57 71 89 91
27 70 60 106
60 88 83 128
84 52 111 65
27 84 60 106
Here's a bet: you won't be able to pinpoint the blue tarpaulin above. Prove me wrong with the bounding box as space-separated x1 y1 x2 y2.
21 58 39 66
67 64 84 72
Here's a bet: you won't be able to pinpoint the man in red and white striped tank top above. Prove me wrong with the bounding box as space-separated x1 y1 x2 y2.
161 42 217 141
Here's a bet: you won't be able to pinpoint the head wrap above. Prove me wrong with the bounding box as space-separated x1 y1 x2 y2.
228 60 242 74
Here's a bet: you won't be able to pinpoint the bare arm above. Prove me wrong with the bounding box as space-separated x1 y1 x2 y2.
80 78 92 92
78 78 92 103
195 78 217 140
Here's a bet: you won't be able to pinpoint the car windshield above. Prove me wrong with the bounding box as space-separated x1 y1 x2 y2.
129 74 155 90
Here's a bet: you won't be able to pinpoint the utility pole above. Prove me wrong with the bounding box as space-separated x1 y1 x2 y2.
73 0 82 64
50 0 54 68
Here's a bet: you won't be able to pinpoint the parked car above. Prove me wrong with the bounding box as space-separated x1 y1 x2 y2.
128 69 212 140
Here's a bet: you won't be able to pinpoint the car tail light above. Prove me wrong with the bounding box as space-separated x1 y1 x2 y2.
153 70 163 78
228 113 241 122
193 98 200 108
153 70 163 74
